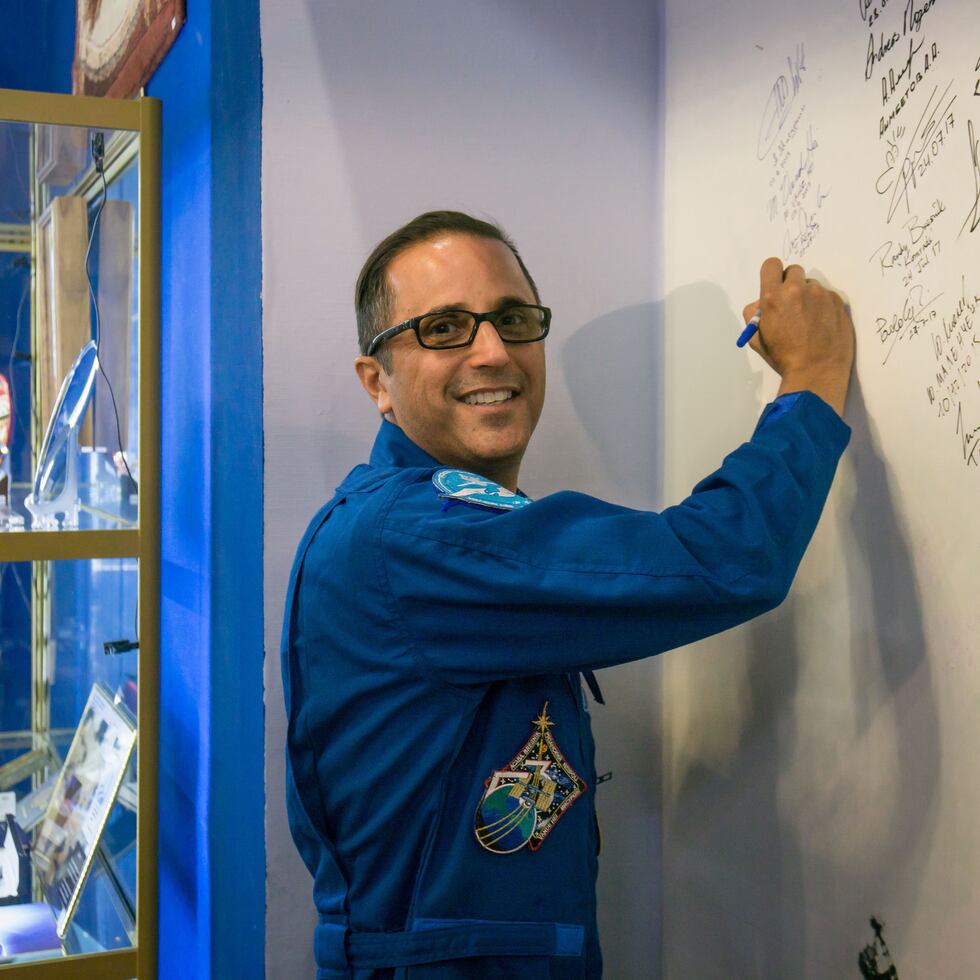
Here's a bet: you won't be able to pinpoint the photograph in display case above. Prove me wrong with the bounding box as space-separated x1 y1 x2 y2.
32 685 136 938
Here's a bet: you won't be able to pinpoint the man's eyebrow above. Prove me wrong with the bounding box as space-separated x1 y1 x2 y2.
493 295 534 309
420 296 533 317
421 303 468 317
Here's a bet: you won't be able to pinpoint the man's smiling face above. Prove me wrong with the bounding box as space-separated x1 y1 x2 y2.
356 233 546 488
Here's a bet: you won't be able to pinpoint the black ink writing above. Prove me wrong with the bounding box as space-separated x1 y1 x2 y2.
757 44 807 159
878 41 940 137
875 81 956 223
956 403 980 465
903 0 937 36
868 199 944 285
875 283 943 364
959 119 980 237
908 198 945 242
859 0 891 27
759 83 824 259
867 31 902 82
783 207 820 260
881 37 928 105
926 281 980 460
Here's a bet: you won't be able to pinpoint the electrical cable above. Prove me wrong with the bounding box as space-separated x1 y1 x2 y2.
84 135 140 650
83 150 138 493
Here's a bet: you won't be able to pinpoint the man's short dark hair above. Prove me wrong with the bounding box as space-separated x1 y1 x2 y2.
355 210 540 372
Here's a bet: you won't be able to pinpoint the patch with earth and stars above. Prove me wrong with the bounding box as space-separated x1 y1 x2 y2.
474 703 586 854
432 469 531 512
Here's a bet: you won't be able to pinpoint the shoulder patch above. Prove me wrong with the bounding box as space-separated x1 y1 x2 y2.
431 469 532 512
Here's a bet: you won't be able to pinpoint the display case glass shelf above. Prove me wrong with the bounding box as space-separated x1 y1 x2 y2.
0 89 158 980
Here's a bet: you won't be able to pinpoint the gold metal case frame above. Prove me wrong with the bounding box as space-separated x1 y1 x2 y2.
0 89 159 979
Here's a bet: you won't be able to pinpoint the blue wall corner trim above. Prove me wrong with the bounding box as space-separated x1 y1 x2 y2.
148 0 264 976
208 0 265 977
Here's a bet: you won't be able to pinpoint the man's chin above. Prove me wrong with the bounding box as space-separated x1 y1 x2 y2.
455 429 528 464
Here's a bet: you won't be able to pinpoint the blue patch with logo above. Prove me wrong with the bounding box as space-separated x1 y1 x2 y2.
431 469 532 512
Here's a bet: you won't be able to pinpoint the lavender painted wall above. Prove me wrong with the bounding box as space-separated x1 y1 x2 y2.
262 2 665 975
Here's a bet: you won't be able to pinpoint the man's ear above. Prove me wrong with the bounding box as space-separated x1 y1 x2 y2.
355 355 394 419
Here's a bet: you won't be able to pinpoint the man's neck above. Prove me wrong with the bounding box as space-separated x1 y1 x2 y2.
384 417 522 491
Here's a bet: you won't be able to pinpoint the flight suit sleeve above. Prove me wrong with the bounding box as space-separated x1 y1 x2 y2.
378 391 851 685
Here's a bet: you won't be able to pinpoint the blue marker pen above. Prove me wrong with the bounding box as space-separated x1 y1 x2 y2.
736 310 761 348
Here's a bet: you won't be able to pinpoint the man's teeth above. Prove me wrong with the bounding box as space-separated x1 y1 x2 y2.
462 390 515 405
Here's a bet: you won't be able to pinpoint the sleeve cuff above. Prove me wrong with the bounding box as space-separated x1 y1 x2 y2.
754 390 851 449
756 392 803 428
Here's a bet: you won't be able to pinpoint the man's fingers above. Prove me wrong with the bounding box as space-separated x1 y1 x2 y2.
759 257 784 296
742 300 760 323
783 264 806 283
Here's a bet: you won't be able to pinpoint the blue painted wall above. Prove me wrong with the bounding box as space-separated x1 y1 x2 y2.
1 3 264 977
149 1 264 976
202 2 264 973
148 7 215 975
0 0 75 95
149 1 265 976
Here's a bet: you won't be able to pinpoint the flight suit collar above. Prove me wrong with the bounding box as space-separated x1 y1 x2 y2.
369 419 442 471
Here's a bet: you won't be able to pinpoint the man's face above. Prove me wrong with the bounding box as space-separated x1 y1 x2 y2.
358 233 546 487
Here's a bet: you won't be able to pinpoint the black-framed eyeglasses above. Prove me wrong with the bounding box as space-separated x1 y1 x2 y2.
366 304 551 357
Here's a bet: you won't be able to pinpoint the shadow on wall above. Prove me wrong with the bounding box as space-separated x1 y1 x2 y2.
560 284 769 979
666 597 808 980
561 302 665 510
661 285 939 976
659 280 789 979
842 377 940 942
559 283 762 978
560 301 665 978
663 279 769 464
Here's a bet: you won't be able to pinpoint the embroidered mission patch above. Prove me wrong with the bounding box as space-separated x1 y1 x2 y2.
474 702 586 854
432 469 531 511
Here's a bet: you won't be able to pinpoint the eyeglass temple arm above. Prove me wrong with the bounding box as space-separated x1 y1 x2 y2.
366 320 412 357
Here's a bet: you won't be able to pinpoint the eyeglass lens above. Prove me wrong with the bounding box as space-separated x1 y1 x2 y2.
417 306 547 349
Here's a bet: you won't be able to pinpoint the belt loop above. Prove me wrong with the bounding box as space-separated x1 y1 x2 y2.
314 918 350 974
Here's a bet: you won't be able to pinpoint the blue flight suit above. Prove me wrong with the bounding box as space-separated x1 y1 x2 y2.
281 391 850 979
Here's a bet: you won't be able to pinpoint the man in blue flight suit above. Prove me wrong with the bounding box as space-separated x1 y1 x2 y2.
282 211 854 978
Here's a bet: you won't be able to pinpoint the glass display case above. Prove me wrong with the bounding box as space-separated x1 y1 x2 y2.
0 90 158 979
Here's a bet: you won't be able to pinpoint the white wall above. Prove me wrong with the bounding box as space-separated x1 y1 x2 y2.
661 1 980 977
262 2 666 977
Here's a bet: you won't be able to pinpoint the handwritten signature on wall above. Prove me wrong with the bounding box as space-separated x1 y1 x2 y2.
752 11 980 470
757 44 831 262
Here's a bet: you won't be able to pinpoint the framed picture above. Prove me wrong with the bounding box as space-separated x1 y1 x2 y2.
72 0 186 98
32 685 136 938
